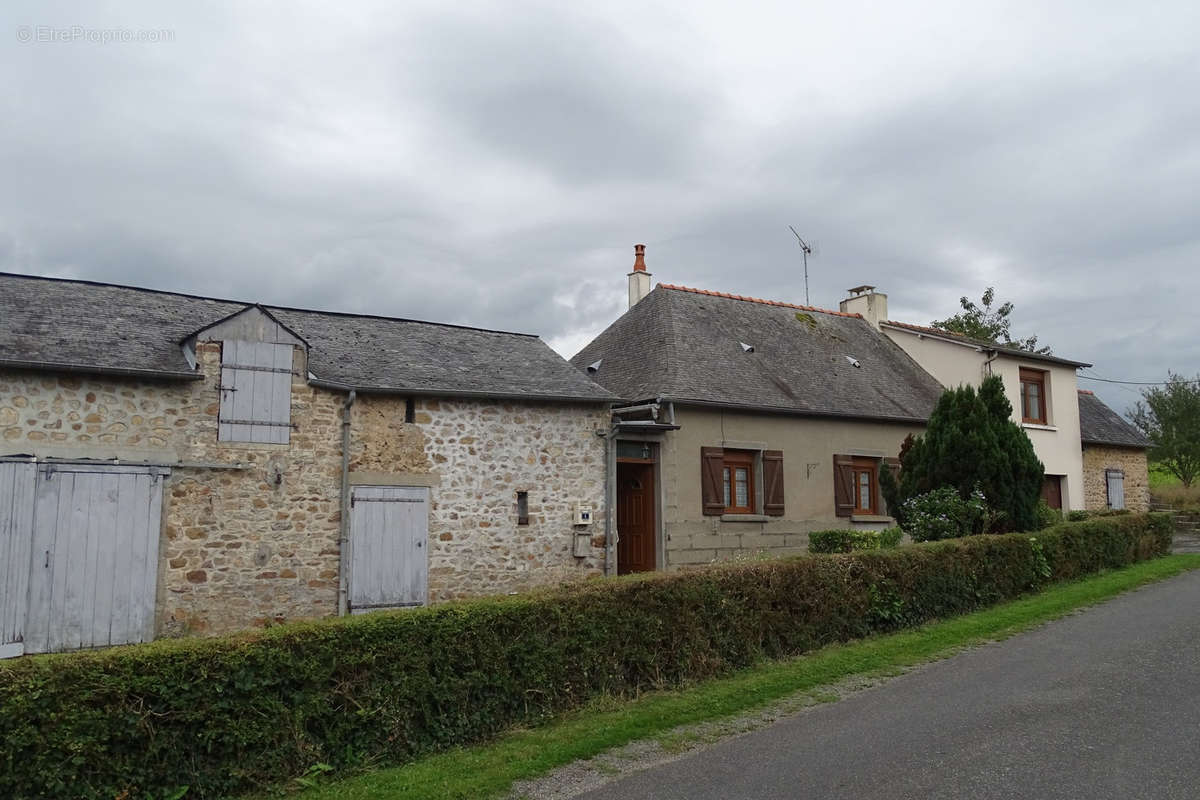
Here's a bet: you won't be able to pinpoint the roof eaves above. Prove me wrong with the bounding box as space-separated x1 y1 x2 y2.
881 320 1092 368
0 358 202 382
665 396 930 425
307 377 615 404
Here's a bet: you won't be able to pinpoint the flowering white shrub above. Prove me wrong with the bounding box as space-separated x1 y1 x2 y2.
903 486 989 542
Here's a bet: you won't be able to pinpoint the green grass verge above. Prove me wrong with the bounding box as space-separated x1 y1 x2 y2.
284 555 1200 800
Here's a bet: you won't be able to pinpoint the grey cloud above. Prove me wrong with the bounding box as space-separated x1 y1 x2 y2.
2 1 1199 417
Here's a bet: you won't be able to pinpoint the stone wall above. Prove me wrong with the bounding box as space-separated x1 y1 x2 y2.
1082 445 1150 513
417 399 608 600
0 348 609 639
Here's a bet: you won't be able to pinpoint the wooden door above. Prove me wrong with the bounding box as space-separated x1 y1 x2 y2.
1041 475 1063 510
0 462 36 658
349 486 429 612
24 464 165 654
617 462 656 575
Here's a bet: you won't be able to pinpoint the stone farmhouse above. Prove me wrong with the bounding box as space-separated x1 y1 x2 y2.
0 273 613 656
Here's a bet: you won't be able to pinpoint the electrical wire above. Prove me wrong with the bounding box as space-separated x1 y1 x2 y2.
1078 372 1200 387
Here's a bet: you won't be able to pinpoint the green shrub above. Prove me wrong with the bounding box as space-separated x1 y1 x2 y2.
1067 510 1090 522
877 526 904 548
0 514 1173 800
808 527 904 553
903 486 989 542
1035 499 1063 530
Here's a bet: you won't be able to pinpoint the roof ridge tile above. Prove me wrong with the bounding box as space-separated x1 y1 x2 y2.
658 283 862 318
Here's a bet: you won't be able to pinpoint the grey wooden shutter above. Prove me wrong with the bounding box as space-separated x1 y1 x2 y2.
25 464 164 654
833 455 855 517
763 451 784 516
1106 469 1125 510
349 486 429 611
219 340 294 444
0 462 36 658
701 447 725 516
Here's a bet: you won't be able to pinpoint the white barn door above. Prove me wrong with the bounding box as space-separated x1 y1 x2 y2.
349 486 429 612
24 464 165 654
0 462 36 658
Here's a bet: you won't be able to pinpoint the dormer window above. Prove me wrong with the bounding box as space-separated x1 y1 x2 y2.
218 340 295 443
1020 368 1047 424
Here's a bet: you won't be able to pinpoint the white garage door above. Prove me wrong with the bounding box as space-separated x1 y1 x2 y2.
349 486 429 612
0 463 166 656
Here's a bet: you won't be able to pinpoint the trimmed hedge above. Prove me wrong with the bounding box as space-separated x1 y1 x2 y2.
0 514 1173 799
809 526 904 553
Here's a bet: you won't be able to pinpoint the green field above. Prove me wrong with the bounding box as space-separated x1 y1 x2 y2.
1149 462 1200 510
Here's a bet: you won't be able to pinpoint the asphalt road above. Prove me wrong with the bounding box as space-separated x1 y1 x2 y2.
578 569 1200 800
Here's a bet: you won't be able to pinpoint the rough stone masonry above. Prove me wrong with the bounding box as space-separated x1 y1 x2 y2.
0 341 609 637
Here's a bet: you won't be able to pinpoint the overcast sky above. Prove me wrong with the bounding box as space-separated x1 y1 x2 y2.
4 1 1198 414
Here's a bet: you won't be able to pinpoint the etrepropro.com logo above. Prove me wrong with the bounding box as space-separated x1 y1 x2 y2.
16 25 175 44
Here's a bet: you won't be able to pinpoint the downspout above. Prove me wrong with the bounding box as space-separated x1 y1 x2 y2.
599 423 619 576
338 389 356 616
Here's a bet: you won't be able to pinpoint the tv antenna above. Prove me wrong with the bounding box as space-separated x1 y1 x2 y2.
788 226 816 305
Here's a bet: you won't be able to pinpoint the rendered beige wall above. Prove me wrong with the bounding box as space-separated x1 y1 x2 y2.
881 328 1086 510
882 329 985 391
659 406 923 566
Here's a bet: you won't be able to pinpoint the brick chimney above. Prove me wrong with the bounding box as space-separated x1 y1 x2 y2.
627 243 652 309
839 285 887 329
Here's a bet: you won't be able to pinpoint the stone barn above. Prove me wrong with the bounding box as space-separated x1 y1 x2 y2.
0 273 612 656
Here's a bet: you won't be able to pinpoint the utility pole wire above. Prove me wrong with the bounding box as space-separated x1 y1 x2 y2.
1079 371 1200 387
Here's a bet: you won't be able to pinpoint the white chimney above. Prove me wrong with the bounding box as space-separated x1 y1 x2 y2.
839 285 888 329
627 243 652 309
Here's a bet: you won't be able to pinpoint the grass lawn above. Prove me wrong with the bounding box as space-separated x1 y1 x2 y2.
272 554 1200 800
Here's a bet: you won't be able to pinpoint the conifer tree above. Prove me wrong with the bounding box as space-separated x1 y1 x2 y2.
881 375 1044 532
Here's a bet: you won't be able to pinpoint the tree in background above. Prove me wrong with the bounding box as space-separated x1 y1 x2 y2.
881 376 1044 532
932 287 1051 354
1128 373 1200 487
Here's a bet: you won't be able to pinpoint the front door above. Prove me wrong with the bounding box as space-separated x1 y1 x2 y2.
1041 475 1063 510
617 462 656 575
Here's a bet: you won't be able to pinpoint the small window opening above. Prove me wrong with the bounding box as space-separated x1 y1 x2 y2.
517 491 529 525
405 397 415 423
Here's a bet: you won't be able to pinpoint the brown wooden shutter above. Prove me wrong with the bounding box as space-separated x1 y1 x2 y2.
701 447 725 516
881 456 901 515
763 450 784 516
833 454 855 517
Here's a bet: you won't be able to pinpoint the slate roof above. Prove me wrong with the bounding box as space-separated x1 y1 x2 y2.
570 284 945 422
881 319 1092 368
1078 390 1150 448
0 273 614 402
